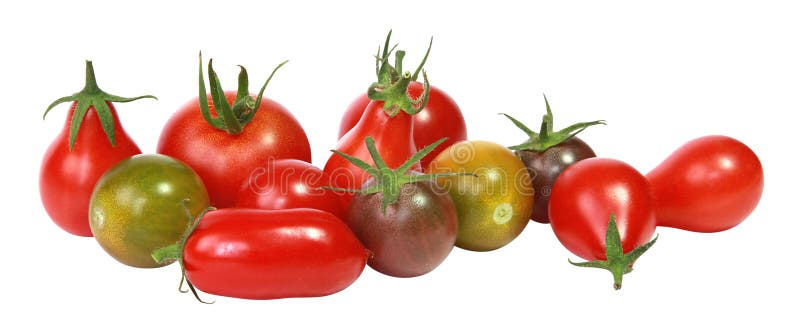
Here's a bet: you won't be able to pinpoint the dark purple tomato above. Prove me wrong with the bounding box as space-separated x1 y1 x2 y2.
516 137 596 223
347 175 458 278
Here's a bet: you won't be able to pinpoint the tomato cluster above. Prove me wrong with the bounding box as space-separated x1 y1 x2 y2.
40 32 763 301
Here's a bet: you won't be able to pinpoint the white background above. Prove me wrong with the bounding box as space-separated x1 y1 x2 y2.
2 0 796 333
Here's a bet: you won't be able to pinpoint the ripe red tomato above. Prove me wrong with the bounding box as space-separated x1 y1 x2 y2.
154 208 369 300
41 61 152 237
646 135 763 232
549 158 657 261
235 159 346 220
158 91 310 208
338 83 467 169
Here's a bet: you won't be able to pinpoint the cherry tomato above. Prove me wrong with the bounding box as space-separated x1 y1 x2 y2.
548 158 656 261
158 58 311 208
427 140 534 251
154 208 369 300
41 61 153 237
338 82 467 169
646 135 763 232
235 159 345 220
348 173 458 278
90 154 210 268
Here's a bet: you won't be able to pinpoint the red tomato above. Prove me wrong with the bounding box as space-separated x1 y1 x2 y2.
158 91 311 208
165 208 369 300
41 61 152 236
338 82 467 169
235 159 346 220
324 98 419 209
647 135 763 232
549 158 657 261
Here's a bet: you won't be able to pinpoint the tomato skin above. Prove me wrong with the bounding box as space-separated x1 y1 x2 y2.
157 91 311 208
427 140 534 252
338 82 467 169
235 159 346 220
183 208 369 300
90 154 210 268
549 158 656 261
347 176 458 277
646 135 763 232
515 137 596 224
324 99 417 209
40 102 141 237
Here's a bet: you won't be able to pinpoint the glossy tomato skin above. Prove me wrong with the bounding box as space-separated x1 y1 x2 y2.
235 159 345 220
158 91 311 208
40 102 141 237
646 135 763 232
347 176 458 277
427 140 534 252
338 82 467 169
549 158 656 261
183 208 370 300
516 137 596 224
324 99 417 210
89 154 210 268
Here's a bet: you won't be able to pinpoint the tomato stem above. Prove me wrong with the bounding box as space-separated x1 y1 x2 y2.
43 60 156 150
152 202 216 304
197 53 287 135
366 31 432 117
502 94 605 152
568 213 658 290
325 136 473 215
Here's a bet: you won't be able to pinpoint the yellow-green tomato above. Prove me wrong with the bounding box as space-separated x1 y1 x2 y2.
89 154 210 268
427 140 534 251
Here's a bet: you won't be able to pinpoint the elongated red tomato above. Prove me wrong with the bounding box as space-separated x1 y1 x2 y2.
175 209 369 300
235 159 346 220
647 135 763 232
41 61 153 236
549 158 656 261
338 82 467 169
158 58 311 208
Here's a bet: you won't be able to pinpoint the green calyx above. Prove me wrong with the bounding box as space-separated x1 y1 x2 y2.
44 60 157 150
152 202 216 304
326 136 469 215
501 95 605 152
197 53 287 135
569 213 658 290
366 30 432 117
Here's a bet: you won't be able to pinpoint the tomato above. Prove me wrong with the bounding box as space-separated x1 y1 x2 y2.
89 154 210 268
427 140 534 251
335 137 459 277
235 159 345 220
153 208 369 301
549 158 656 260
324 35 431 210
502 96 604 224
41 61 154 237
548 157 657 289
157 57 311 208
338 82 467 169
646 135 763 232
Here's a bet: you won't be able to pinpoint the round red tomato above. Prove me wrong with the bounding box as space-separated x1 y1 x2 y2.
235 159 345 220
338 82 467 169
158 91 311 208
548 158 656 261
646 135 763 232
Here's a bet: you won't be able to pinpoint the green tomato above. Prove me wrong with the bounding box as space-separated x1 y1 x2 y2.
89 154 209 268
427 140 534 252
